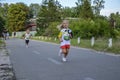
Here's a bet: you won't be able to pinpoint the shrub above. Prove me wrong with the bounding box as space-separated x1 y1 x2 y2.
43 22 60 37
69 19 117 38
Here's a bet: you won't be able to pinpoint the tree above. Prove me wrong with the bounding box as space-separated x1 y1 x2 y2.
61 7 77 18
0 3 7 36
0 16 5 37
7 3 29 32
93 0 105 16
39 0 61 21
36 0 62 35
0 3 9 19
75 0 94 19
43 22 59 36
75 0 83 17
29 3 40 18
109 12 120 28
61 7 72 18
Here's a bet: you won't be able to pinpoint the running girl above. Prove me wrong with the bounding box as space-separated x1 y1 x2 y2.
58 20 73 62
23 29 32 48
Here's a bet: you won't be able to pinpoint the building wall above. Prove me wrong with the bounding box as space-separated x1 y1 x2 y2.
12 31 37 37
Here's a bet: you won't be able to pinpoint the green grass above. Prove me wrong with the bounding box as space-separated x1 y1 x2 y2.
32 36 120 54
106 39 120 54
0 40 3 45
0 39 5 48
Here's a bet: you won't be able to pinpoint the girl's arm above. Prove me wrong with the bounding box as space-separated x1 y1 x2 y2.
58 32 63 42
70 32 73 39
22 34 25 39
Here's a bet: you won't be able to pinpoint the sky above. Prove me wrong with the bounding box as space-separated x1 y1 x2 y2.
1 0 120 16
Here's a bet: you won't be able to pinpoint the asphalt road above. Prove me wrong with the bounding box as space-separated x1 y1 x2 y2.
6 38 120 80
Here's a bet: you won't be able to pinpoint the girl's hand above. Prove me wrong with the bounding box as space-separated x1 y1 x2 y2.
60 38 63 42
69 32 73 39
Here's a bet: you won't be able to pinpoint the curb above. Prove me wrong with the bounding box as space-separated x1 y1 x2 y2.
0 46 16 80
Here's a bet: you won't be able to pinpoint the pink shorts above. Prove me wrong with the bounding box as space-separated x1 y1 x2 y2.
60 45 70 49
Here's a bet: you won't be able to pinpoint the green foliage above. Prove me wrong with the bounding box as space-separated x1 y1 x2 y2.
69 18 117 38
36 18 48 36
108 12 120 38
93 0 105 16
7 3 29 32
0 16 5 36
29 3 41 18
43 22 60 37
0 3 9 32
36 0 61 36
61 7 77 18
37 19 115 39
109 12 120 28
0 3 9 20
38 0 61 21
75 0 94 19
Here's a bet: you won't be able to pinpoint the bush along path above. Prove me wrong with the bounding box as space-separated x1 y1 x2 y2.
0 44 16 80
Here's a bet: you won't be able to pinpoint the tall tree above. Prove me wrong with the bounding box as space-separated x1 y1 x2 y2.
76 0 94 19
61 7 72 17
61 7 77 18
7 3 29 32
93 0 105 16
39 0 61 21
36 0 61 35
0 3 7 36
109 12 120 28
75 0 83 17
0 16 5 36
0 3 9 19
29 3 40 18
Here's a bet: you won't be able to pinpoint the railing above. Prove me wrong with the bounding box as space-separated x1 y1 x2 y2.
32 36 120 54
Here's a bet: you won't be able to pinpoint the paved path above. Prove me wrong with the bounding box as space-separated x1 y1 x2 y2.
6 38 120 80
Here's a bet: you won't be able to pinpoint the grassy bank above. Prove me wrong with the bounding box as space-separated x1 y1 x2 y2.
0 39 5 48
0 40 3 45
71 38 120 54
32 36 120 54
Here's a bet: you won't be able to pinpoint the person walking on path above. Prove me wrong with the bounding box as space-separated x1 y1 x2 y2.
13 31 16 38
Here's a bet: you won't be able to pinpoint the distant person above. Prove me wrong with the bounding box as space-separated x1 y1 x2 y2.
13 31 16 38
58 20 73 62
23 29 32 48
7 32 9 39
4 30 7 40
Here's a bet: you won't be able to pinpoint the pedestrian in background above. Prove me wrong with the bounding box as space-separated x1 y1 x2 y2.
13 31 16 38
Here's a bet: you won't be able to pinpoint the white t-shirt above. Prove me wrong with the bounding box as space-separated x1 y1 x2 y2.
59 28 72 46
25 33 31 40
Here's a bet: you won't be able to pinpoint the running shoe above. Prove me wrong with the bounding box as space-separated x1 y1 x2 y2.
62 57 67 62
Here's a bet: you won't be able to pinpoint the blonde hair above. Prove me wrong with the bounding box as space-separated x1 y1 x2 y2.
62 20 69 24
57 20 69 30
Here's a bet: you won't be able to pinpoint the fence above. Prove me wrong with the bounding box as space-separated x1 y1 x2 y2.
32 36 120 53
33 36 115 47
